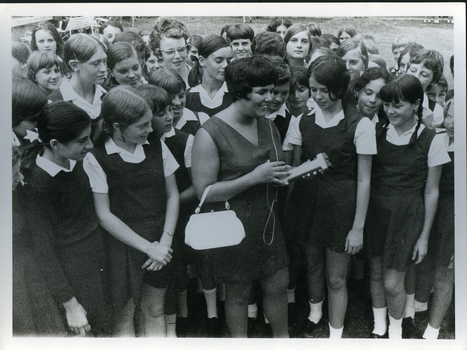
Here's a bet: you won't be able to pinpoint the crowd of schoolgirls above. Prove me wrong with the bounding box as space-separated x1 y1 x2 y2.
11 16 456 340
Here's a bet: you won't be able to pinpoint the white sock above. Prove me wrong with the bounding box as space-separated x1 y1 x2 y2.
414 300 428 312
404 293 415 318
308 300 323 324
388 314 403 339
203 288 218 318
372 306 387 335
218 283 226 302
264 314 270 324
165 313 177 338
287 288 296 304
329 323 343 338
178 289 188 318
423 323 440 340
248 303 258 319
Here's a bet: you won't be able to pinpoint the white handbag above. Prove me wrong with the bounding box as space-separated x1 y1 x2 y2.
185 185 246 250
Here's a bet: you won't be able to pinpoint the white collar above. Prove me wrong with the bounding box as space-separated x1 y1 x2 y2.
105 137 149 155
265 104 288 120
190 82 228 95
36 154 77 177
60 79 106 105
387 121 425 138
314 108 345 128
161 127 176 141
175 108 198 129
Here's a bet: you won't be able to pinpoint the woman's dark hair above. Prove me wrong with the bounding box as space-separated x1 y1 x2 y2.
12 41 30 65
308 55 350 101
449 54 454 76
106 41 138 70
289 66 310 96
284 24 312 49
187 34 230 87
12 78 48 128
63 34 106 71
225 24 255 42
225 55 278 102
397 44 424 71
149 68 186 95
337 24 357 40
135 84 172 114
306 22 322 37
100 85 151 137
113 31 147 65
275 63 292 86
251 32 285 59
26 51 61 81
336 38 369 71
368 54 388 70
191 34 203 48
99 20 124 34
379 74 424 145
408 49 444 86
37 101 91 147
266 17 293 33
149 17 190 53
353 67 392 95
30 22 64 56
321 33 340 48
428 74 448 92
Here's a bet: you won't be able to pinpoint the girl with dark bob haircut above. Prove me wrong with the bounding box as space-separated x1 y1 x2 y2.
365 74 449 339
225 55 279 102
285 53 375 339
192 54 290 337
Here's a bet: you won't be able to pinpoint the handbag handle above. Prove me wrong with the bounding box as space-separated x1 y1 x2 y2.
195 185 230 214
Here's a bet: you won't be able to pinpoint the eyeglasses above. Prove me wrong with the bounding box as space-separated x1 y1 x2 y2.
159 45 187 57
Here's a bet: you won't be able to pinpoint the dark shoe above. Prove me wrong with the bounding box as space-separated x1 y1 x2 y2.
176 317 189 337
302 319 323 338
206 317 222 337
402 317 417 339
247 317 256 338
367 332 388 338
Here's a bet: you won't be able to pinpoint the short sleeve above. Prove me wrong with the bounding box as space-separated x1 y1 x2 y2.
184 134 194 168
432 102 445 127
198 112 210 125
161 140 180 177
354 117 377 155
427 133 451 167
83 152 109 193
283 114 303 149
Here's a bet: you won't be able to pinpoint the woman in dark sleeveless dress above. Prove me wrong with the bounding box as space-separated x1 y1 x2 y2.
191 56 290 337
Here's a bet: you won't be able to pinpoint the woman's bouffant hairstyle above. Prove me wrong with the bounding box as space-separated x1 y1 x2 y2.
225 55 278 102
37 101 91 147
12 78 48 128
251 32 286 59
337 24 357 40
26 51 61 81
353 67 392 95
379 74 424 145
12 41 31 65
306 22 322 37
308 55 350 101
149 68 186 95
408 49 445 86
30 22 64 56
135 84 172 114
336 38 369 70
106 41 138 70
64 34 106 71
149 17 190 53
225 24 255 42
187 35 230 87
275 63 292 86
99 20 124 34
100 85 151 137
266 17 293 33
289 66 310 96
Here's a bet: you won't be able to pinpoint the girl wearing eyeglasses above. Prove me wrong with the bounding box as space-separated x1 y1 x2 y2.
150 17 192 87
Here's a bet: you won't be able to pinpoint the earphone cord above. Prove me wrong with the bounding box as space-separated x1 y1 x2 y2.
263 120 279 245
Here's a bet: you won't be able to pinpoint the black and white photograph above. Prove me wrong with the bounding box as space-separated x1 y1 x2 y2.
2 2 466 350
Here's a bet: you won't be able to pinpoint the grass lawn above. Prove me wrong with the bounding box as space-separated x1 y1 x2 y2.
12 16 454 88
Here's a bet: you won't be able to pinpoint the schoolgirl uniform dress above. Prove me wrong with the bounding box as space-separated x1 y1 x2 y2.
200 116 289 283
26 154 111 335
365 123 450 271
265 104 294 144
83 138 179 317
428 133 454 269
174 107 209 136
185 82 232 118
284 107 376 251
